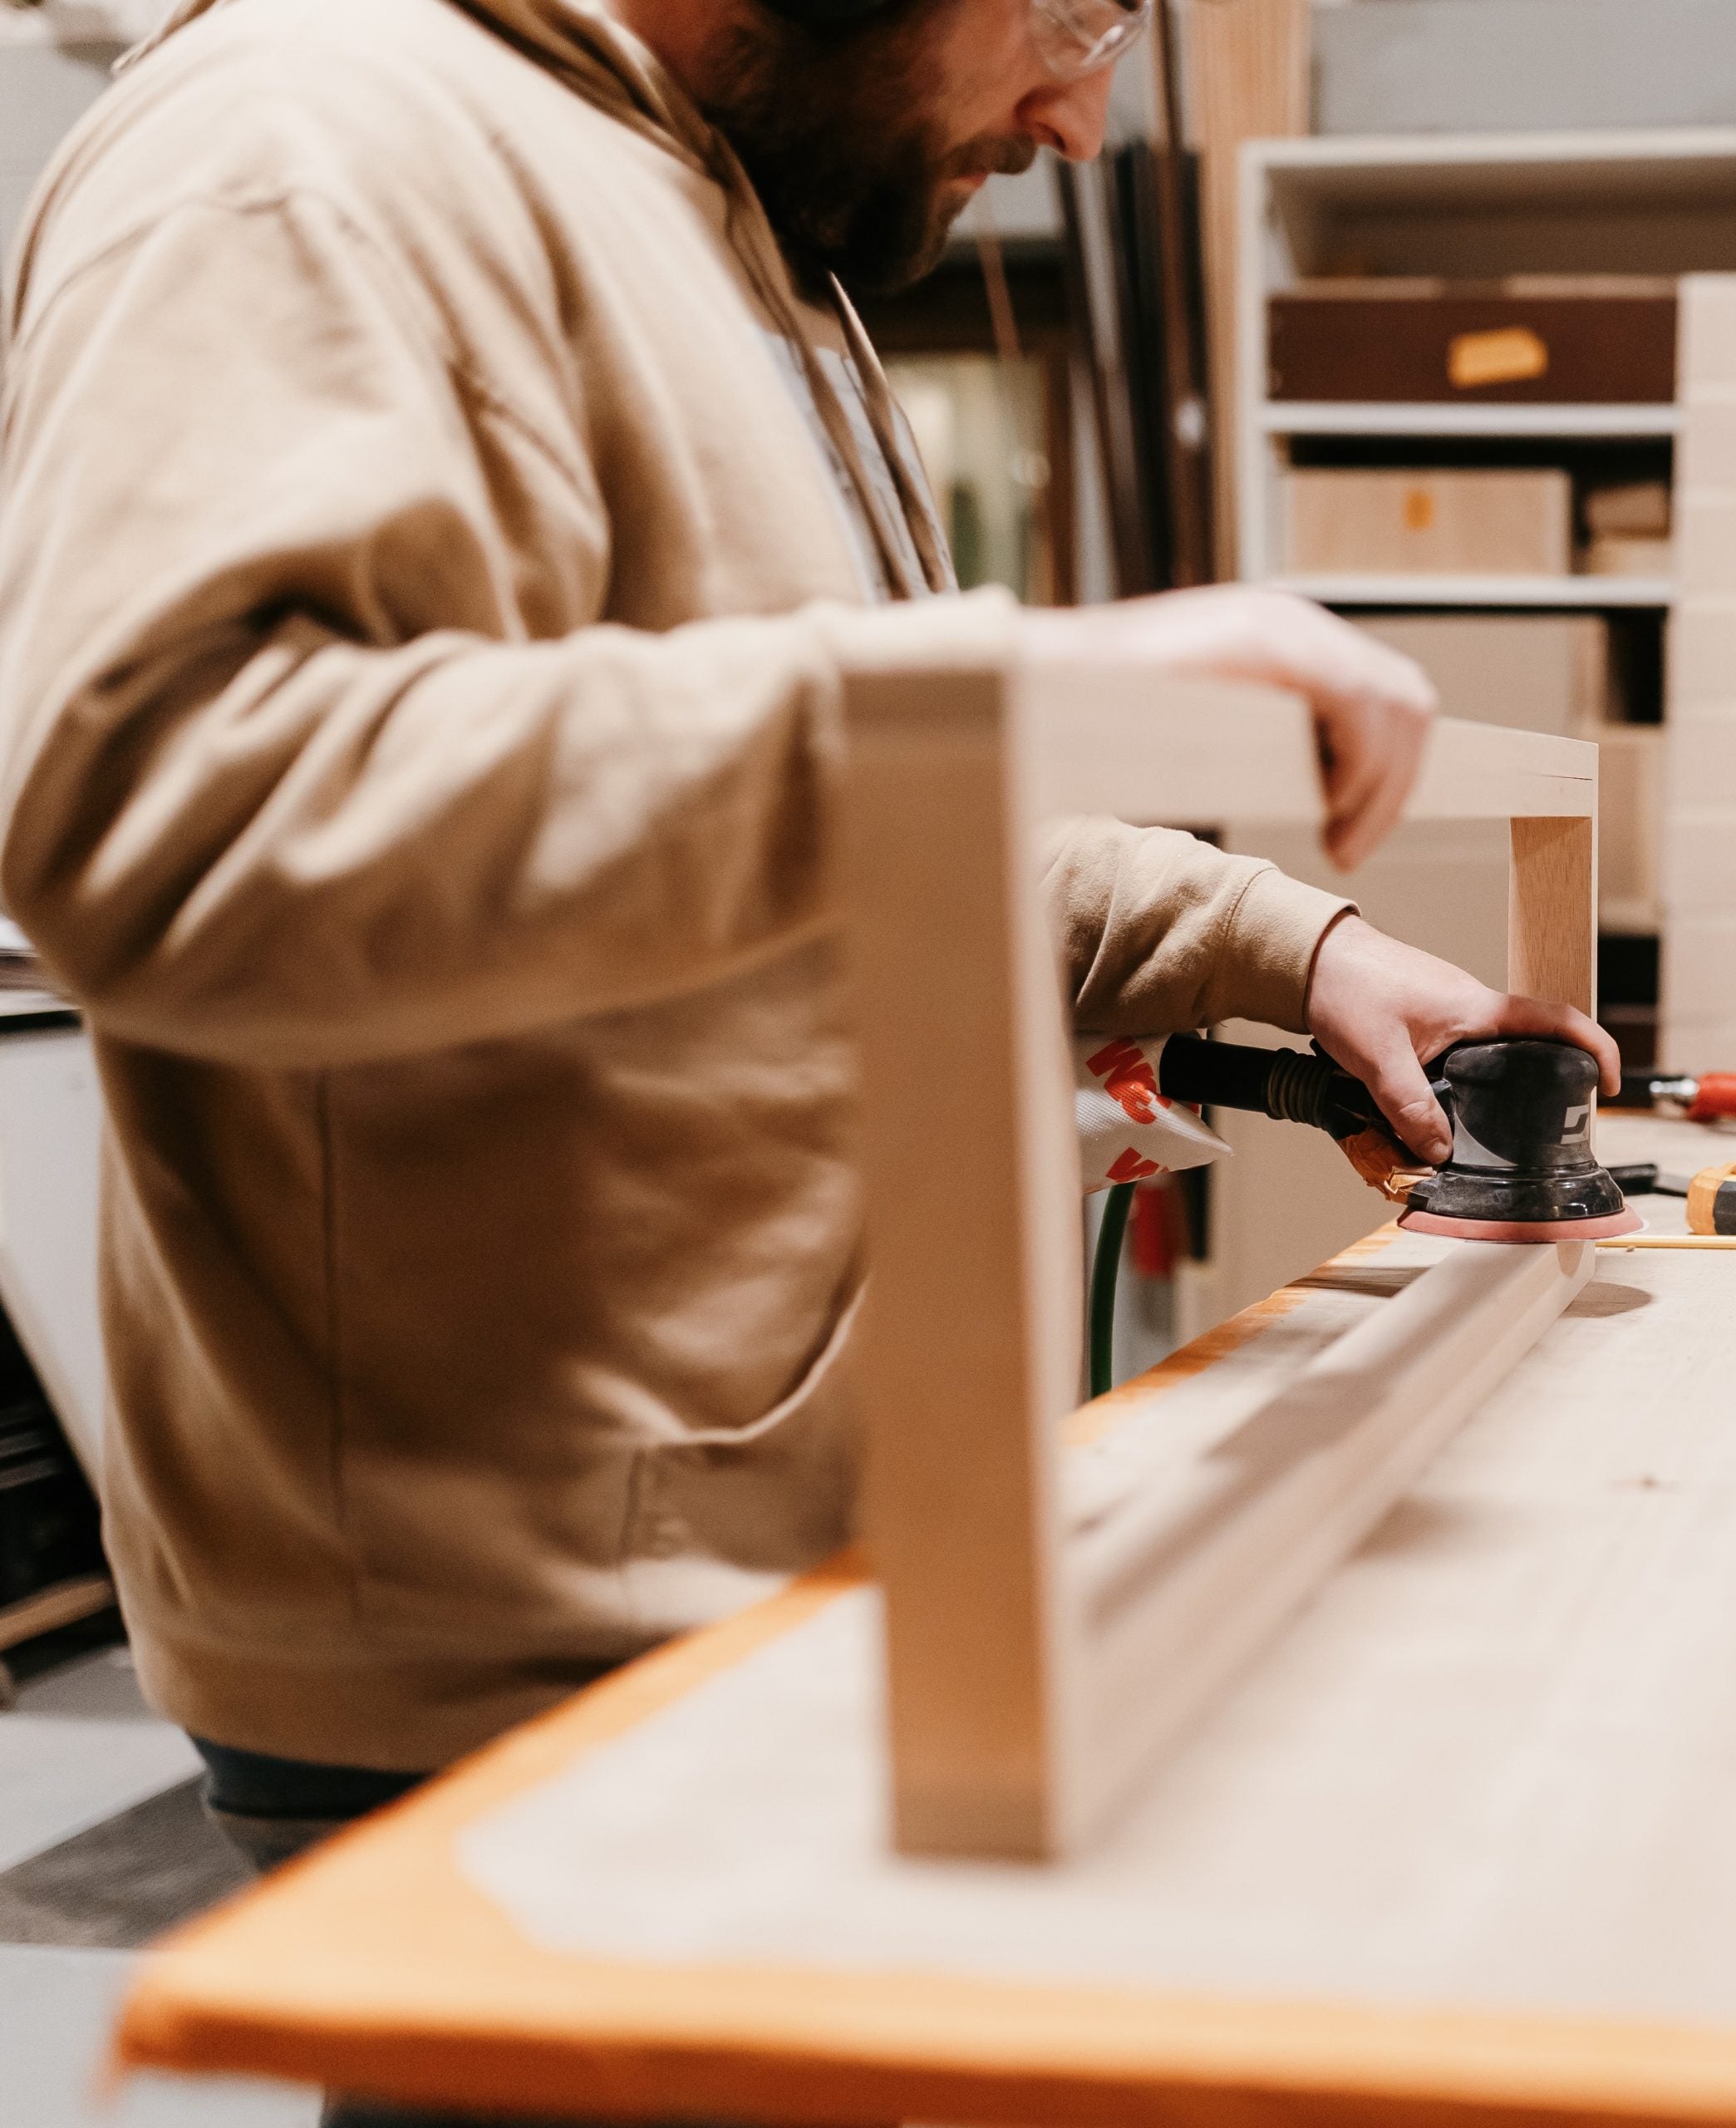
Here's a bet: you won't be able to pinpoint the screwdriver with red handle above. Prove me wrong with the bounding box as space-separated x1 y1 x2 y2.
1618 1069 1736 1122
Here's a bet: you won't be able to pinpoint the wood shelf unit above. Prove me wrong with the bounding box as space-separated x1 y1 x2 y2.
1236 130 1736 587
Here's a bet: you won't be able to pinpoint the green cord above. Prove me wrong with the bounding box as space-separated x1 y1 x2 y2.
1089 1181 1135 1399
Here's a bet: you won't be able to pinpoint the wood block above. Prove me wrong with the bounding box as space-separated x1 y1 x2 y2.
1667 601 1736 710
1679 274 1736 393
1355 614 1609 736
1583 534 1676 579
1585 480 1672 539
843 665 1080 1860
1598 727 1662 933
1510 814 1596 1016
1676 492 1736 595
1285 469 1571 578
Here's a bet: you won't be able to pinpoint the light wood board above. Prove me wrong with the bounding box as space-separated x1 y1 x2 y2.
114 1227 1736 2128
844 667 1599 1859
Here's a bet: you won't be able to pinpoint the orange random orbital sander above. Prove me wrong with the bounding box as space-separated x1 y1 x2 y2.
1395 1038 1641 1244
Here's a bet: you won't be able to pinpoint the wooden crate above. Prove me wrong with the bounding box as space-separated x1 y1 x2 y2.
1285 469 1573 578
1269 283 1678 405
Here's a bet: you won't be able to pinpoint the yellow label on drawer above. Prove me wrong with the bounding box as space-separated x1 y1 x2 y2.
1448 326 1550 390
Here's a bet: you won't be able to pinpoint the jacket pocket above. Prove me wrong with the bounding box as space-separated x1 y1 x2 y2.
621 1283 863 1633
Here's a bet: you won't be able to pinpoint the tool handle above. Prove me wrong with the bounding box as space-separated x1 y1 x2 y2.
1688 1160 1736 1236
1688 1073 1736 1122
1158 1036 1379 1140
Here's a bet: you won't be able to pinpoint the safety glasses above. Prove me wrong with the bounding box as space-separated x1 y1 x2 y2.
1032 0 1154 81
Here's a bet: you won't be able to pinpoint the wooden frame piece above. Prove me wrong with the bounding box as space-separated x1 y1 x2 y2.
842 669 1598 1860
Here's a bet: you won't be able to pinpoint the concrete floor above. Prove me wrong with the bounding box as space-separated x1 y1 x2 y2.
0 1638 318 2128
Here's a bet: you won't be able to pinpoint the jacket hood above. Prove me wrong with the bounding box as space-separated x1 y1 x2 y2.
121 0 705 161
120 0 947 598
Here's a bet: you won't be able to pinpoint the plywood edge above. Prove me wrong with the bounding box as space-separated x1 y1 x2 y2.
116 1943 1736 2128
1064 1223 1406 1449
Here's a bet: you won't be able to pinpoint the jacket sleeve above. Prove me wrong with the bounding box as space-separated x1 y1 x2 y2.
0 185 1020 1068
0 186 1345 1071
1044 817 1355 1037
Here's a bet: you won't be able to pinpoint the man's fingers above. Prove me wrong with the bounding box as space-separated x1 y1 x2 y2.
1319 689 1429 872
1482 993 1624 1096
1325 750 1408 872
1362 1044 1453 1165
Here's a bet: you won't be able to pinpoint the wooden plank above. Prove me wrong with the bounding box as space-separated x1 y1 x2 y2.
849 667 1600 1860
1510 814 1599 1012
1020 670 1596 827
0 1573 113 1654
1069 1240 1594 1837
841 666 1079 1858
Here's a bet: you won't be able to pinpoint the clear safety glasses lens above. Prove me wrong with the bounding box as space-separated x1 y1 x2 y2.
1032 0 1153 81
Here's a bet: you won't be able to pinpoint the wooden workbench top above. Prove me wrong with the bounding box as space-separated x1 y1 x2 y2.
116 1150 1736 2128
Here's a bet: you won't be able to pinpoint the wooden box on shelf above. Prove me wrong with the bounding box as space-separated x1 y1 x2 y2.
1284 467 1573 578
1268 279 1679 406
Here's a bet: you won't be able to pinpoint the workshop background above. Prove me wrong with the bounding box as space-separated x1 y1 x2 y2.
2 0 1733 2121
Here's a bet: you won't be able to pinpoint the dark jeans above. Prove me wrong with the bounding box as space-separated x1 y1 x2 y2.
194 1738 720 2128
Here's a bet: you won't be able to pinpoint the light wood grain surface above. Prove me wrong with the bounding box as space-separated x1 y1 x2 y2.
116 1169 1736 2127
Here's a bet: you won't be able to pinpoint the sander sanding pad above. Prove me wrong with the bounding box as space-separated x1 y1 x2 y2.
1398 1205 1644 1244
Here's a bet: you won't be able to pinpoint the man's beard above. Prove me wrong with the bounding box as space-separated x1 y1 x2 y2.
696 8 1036 294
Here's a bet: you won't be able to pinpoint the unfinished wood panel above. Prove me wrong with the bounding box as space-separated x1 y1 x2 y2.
845 667 1599 1861
111 1180 1736 2127
1510 815 1597 1015
841 667 1079 1859
1022 669 1596 827
1284 469 1573 577
1072 1237 1594 1834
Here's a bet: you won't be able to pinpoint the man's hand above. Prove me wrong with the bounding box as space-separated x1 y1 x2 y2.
1306 914 1623 1166
1021 584 1438 872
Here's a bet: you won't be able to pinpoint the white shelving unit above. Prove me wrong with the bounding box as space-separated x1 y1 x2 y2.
1191 131 1736 1338
1236 128 1736 588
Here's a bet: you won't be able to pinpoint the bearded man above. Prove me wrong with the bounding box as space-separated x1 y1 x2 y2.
0 6 1614 2121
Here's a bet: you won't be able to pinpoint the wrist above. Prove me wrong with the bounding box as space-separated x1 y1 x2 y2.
1302 907 1364 1027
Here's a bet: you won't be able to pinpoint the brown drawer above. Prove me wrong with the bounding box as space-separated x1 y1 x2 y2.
1269 285 1678 403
